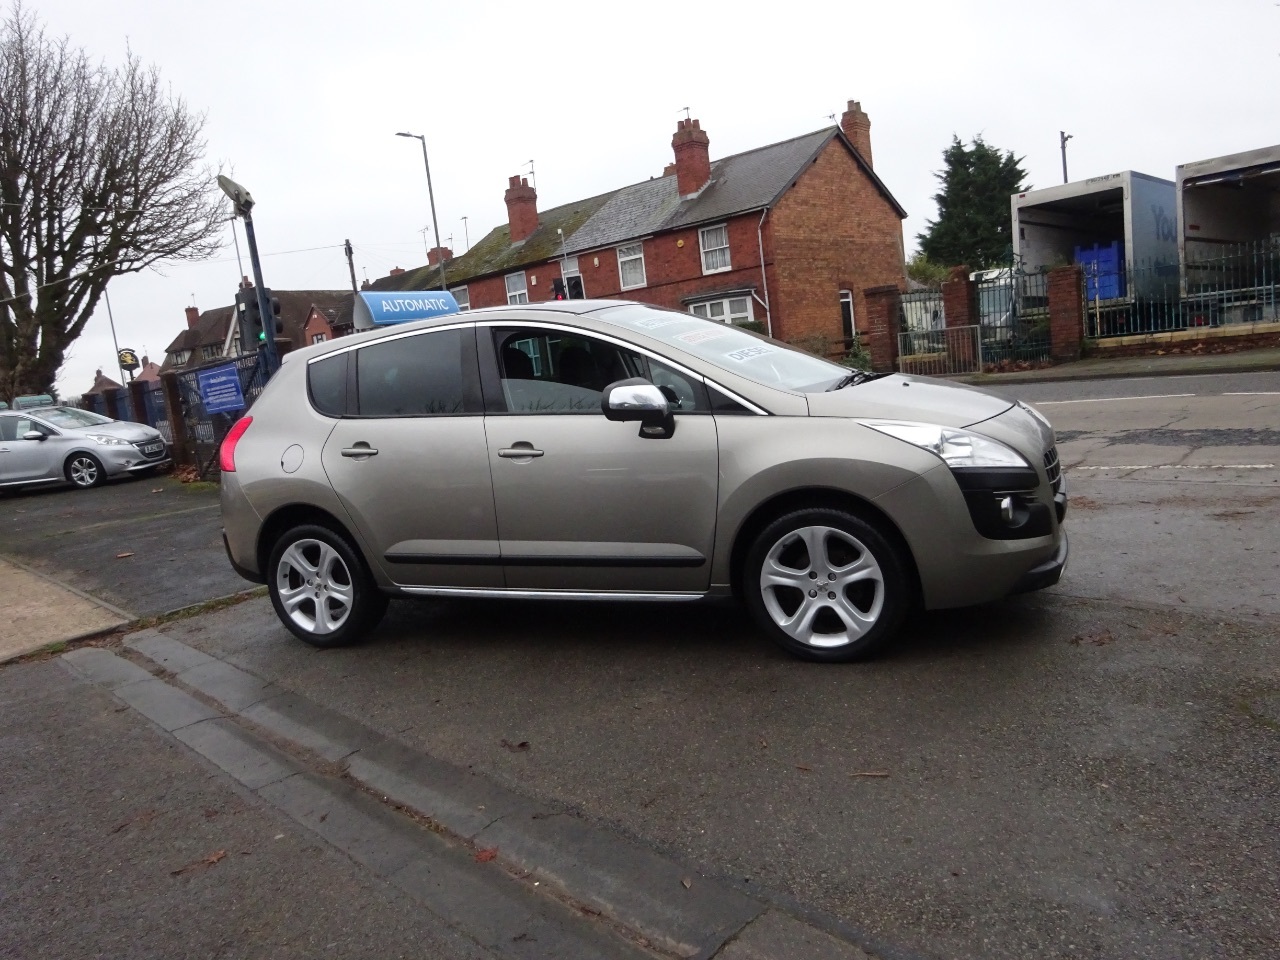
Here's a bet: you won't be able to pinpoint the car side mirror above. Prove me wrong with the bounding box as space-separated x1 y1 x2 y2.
22 431 46 442
601 378 676 439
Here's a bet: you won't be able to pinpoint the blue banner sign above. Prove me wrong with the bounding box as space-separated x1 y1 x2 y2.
197 364 246 415
353 291 460 330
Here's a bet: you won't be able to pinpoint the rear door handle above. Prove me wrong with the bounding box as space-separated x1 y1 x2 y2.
498 443 544 459
341 444 378 458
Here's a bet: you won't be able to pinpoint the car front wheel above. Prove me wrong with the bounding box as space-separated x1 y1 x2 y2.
743 507 910 662
267 523 388 648
65 453 105 489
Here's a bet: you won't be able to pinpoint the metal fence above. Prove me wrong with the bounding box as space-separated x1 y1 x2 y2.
1087 240 1280 338
174 353 270 475
975 268 1052 365
898 324 982 376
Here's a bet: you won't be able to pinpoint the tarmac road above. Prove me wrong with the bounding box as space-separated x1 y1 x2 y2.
2 369 1277 959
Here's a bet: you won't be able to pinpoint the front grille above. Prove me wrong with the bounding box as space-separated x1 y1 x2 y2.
1043 445 1062 492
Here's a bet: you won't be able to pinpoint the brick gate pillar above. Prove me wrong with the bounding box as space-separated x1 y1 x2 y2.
128 379 148 424
942 266 978 368
863 285 903 373
160 371 193 467
1048 265 1085 362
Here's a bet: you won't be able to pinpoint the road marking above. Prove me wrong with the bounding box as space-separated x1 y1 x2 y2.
1224 392 1280 396
1073 464 1276 470
1036 394 1195 405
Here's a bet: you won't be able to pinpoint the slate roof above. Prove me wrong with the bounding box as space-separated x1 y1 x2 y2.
371 125 906 295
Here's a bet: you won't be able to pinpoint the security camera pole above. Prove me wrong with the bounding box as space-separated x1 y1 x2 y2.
217 175 279 373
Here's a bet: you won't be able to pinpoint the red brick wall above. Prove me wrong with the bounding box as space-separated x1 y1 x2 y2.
768 140 905 344
1048 265 1084 362
863 285 903 372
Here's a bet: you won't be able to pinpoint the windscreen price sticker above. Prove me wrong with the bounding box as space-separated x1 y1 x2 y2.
676 329 731 345
725 344 774 362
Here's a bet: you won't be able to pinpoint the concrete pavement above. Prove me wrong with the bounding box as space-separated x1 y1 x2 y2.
0 557 128 662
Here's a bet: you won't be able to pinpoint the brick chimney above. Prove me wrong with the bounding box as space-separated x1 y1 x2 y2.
662 162 676 177
185 306 200 329
427 246 452 266
841 100 873 168
389 266 406 276
672 119 711 197
505 175 539 242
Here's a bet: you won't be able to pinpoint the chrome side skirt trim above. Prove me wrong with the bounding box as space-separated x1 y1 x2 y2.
396 586 705 602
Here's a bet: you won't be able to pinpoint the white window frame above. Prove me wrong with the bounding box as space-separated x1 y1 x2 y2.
311 332 328 344
699 224 731 275
561 257 584 298
172 349 191 365
201 344 220 360
616 242 647 291
451 285 470 311
839 289 854 339
689 295 753 325
505 272 529 305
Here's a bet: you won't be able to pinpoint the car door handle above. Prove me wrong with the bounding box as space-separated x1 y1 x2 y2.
498 444 544 459
341 445 379 458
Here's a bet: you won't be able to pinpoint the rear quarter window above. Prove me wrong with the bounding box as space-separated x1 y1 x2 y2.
307 352 348 417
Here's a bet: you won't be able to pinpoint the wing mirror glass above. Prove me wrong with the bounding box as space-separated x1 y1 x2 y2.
22 431 46 441
601 378 675 439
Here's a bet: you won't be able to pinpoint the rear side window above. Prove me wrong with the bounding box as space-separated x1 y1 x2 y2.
307 353 348 417
357 328 471 417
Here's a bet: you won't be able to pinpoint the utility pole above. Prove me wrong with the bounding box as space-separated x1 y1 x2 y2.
461 216 470 253
1060 131 1073 184
344 239 358 294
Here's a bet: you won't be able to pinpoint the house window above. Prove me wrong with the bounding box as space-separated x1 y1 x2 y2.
452 286 470 311
699 224 731 274
690 296 753 326
311 332 328 344
201 344 221 360
171 349 191 365
561 257 584 298
505 272 529 304
840 290 854 340
617 242 646 290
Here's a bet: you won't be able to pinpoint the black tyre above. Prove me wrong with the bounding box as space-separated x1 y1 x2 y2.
742 507 910 663
65 453 105 489
267 523 388 649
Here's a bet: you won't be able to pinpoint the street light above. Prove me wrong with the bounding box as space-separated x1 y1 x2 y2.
217 174 279 372
396 131 447 291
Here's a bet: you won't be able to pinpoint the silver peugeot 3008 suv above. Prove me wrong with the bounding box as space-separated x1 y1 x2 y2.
219 300 1066 662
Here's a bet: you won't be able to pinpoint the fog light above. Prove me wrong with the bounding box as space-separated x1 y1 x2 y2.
999 495 1015 524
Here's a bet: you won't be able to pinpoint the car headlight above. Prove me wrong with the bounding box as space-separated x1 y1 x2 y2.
86 434 130 446
861 420 1030 469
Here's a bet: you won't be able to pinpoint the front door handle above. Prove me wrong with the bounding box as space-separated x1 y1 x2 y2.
498 443 544 459
341 444 379 458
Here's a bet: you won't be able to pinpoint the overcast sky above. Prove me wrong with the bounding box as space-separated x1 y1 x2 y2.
31 0 1280 396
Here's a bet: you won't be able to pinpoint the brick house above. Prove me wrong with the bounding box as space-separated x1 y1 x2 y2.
161 289 355 371
370 100 907 346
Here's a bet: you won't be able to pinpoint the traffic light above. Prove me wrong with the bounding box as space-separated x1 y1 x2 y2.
566 276 584 299
551 278 567 300
238 288 283 348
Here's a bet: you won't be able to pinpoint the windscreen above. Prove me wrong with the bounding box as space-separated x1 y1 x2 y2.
591 304 847 393
38 407 114 427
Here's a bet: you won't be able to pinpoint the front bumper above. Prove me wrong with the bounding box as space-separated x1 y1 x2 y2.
1011 532 1068 594
97 440 171 476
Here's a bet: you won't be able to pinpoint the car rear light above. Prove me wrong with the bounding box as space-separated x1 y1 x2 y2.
219 416 253 472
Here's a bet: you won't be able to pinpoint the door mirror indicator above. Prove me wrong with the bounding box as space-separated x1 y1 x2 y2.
601 378 675 439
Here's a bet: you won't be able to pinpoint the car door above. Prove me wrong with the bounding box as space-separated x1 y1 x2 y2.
480 323 719 593
0 414 59 483
319 323 503 588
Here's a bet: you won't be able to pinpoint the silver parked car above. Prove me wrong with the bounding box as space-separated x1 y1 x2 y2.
0 406 170 491
220 300 1067 662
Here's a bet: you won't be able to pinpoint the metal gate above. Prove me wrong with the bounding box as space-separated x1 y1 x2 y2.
897 325 982 376
975 267 1052 366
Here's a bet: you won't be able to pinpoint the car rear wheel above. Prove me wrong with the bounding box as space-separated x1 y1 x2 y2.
65 453 104 489
267 523 388 649
743 507 909 663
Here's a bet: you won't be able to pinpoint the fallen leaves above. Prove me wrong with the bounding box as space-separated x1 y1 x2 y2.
115 552 134 559
474 848 498 863
1069 629 1114 647
170 849 227 876
849 771 890 779
110 809 156 834
500 739 530 752
680 877 692 890
795 764 812 773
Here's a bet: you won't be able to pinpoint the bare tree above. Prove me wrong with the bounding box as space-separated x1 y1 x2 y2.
0 4 224 400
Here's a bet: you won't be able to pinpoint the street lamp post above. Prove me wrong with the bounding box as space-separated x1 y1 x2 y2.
1060 131 1073 184
396 132 447 291
216 175 279 373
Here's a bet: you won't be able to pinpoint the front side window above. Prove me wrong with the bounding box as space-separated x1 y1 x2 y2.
452 286 470 311
699 224 731 273
840 290 854 340
505 272 529 305
356 328 470 416
691 296 753 326
617 243 646 290
492 327 708 414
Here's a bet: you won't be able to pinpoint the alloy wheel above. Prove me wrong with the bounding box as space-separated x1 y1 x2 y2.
758 525 885 648
275 538 355 636
69 456 99 488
